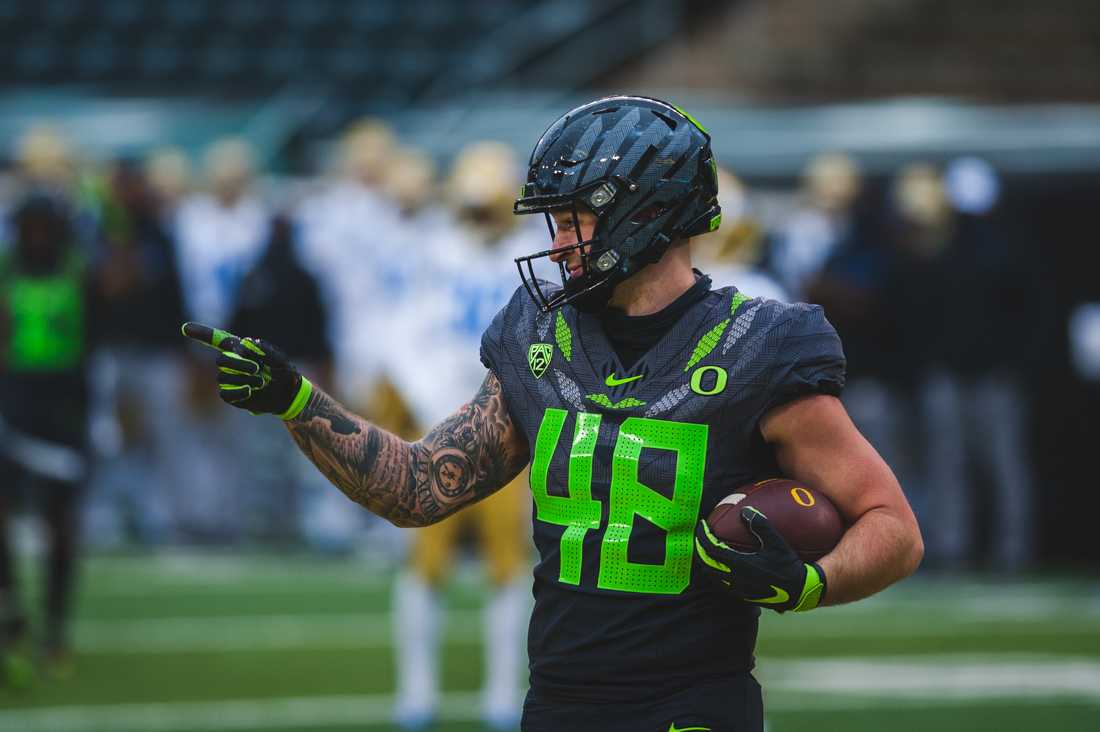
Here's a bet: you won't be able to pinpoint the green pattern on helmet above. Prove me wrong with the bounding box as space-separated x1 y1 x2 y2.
684 319 730 372
586 394 646 409
730 291 750 316
672 103 709 134
555 311 573 362
708 213 722 232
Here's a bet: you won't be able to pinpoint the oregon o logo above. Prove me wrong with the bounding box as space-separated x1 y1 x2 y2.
790 486 815 507
690 365 727 396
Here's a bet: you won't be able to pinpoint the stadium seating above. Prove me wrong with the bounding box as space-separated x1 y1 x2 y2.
0 0 546 95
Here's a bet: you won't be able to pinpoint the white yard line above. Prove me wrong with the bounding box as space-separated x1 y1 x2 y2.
2 657 1099 732
75 611 482 653
758 656 1100 700
84 579 393 598
73 606 1100 654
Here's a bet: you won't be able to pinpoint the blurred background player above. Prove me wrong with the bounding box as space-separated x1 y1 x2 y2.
770 152 863 302
173 137 271 540
297 119 400 409
692 166 787 301
0 193 90 683
791 152 909 509
364 146 451 438
384 142 542 730
293 120 406 549
175 137 269 330
885 161 1038 571
227 213 334 542
13 126 75 195
82 153 188 547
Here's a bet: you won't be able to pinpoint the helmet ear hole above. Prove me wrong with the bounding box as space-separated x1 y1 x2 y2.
631 203 668 225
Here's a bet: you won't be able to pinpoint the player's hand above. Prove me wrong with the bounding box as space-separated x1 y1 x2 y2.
693 507 826 613
181 322 312 419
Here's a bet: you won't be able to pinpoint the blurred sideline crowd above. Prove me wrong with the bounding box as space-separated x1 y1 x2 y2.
0 119 1038 673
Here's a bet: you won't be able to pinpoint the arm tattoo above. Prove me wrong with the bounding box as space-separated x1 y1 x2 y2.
284 372 529 527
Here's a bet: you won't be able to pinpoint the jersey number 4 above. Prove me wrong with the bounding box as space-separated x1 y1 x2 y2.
531 408 708 595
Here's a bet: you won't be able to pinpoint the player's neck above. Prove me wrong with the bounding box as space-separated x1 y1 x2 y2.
607 243 696 316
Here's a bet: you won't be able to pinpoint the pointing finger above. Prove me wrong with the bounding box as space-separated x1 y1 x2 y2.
181 322 243 353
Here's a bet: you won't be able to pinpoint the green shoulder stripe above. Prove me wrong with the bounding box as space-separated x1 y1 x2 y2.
730 291 750 316
684 318 730 372
555 310 573 362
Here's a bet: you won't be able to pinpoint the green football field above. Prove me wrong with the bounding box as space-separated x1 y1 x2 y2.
1 554 1098 731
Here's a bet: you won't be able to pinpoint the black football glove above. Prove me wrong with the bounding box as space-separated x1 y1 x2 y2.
181 322 312 419
694 506 827 613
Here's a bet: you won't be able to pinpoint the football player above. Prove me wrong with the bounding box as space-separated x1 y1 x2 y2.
183 96 923 731
1 194 89 683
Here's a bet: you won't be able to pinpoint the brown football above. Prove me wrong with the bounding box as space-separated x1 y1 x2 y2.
707 478 844 562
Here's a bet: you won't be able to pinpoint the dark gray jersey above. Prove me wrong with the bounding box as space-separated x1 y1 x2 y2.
481 280 845 702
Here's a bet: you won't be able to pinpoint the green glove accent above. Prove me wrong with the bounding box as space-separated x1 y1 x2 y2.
279 377 313 421
793 563 826 612
694 532 731 574
181 322 305 417
693 507 828 614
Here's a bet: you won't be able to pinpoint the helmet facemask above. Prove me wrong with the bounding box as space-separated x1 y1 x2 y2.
514 179 631 313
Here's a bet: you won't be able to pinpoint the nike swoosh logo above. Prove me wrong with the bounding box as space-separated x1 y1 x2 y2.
669 725 712 732
605 372 643 387
748 585 790 605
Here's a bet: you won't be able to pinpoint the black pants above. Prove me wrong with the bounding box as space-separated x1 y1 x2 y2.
522 674 764 732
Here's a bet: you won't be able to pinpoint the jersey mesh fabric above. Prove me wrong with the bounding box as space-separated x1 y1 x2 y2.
480 280 845 702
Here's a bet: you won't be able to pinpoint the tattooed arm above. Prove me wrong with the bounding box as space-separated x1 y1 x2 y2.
284 371 529 528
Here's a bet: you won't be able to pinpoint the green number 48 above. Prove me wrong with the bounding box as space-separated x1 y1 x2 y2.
530 408 708 595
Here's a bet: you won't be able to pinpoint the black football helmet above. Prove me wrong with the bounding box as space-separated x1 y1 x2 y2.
513 95 721 312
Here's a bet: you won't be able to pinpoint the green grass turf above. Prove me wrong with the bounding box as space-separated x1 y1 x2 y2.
41 708 1094 732
1 648 485 707
1 554 1098 731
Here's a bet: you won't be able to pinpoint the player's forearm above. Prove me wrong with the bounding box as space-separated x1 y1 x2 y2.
283 387 431 527
816 506 923 606
284 373 528 528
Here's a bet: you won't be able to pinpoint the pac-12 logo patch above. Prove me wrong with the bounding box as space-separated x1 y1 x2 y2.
528 343 553 379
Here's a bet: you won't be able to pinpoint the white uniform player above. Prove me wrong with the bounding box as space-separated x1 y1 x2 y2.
172 139 271 538
381 143 544 730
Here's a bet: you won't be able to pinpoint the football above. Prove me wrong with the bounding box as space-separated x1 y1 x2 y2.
707 478 844 561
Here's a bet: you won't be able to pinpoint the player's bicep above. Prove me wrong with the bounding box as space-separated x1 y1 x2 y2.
760 394 914 528
416 370 530 520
